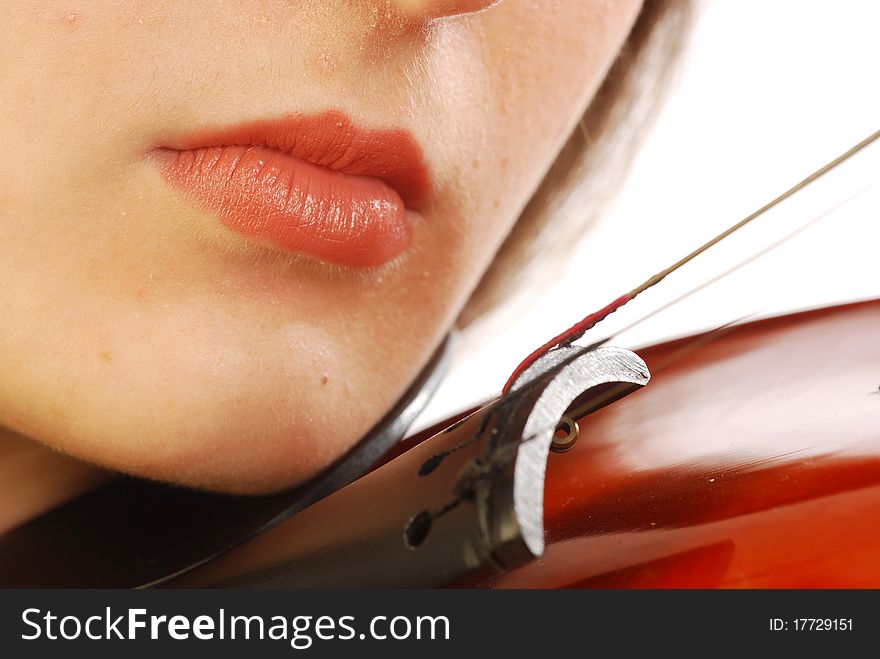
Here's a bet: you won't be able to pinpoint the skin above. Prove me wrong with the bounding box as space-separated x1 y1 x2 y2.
0 0 641 496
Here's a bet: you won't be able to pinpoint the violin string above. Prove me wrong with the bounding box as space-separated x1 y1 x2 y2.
586 178 880 351
501 126 880 394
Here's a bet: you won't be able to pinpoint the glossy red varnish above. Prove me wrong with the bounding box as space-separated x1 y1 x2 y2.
156 112 431 267
477 300 880 588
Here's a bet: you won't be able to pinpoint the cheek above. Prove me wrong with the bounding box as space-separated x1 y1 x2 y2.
486 0 643 169
432 0 643 267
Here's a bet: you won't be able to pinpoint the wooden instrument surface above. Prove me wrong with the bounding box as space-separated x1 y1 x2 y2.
481 300 880 588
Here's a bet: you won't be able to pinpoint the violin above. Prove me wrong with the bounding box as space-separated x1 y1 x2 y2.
173 300 880 588
1 134 878 589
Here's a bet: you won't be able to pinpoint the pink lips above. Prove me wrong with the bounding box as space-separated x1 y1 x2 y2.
155 111 432 267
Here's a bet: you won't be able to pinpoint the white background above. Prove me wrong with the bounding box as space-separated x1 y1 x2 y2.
415 0 880 429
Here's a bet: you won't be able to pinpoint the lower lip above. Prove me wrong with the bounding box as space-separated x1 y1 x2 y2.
155 144 417 268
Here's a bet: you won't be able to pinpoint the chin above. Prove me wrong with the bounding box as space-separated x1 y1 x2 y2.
76 394 373 496
18 341 390 495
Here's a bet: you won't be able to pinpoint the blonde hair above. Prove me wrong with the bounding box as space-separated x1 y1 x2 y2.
460 0 693 326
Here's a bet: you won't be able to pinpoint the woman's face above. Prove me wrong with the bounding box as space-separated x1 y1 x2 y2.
0 0 640 492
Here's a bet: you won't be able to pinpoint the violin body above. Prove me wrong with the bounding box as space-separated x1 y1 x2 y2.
171 299 880 588
484 299 880 588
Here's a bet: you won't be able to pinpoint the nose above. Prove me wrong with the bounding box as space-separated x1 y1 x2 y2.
392 0 502 21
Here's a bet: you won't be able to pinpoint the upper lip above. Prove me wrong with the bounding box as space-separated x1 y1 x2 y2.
159 110 432 209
